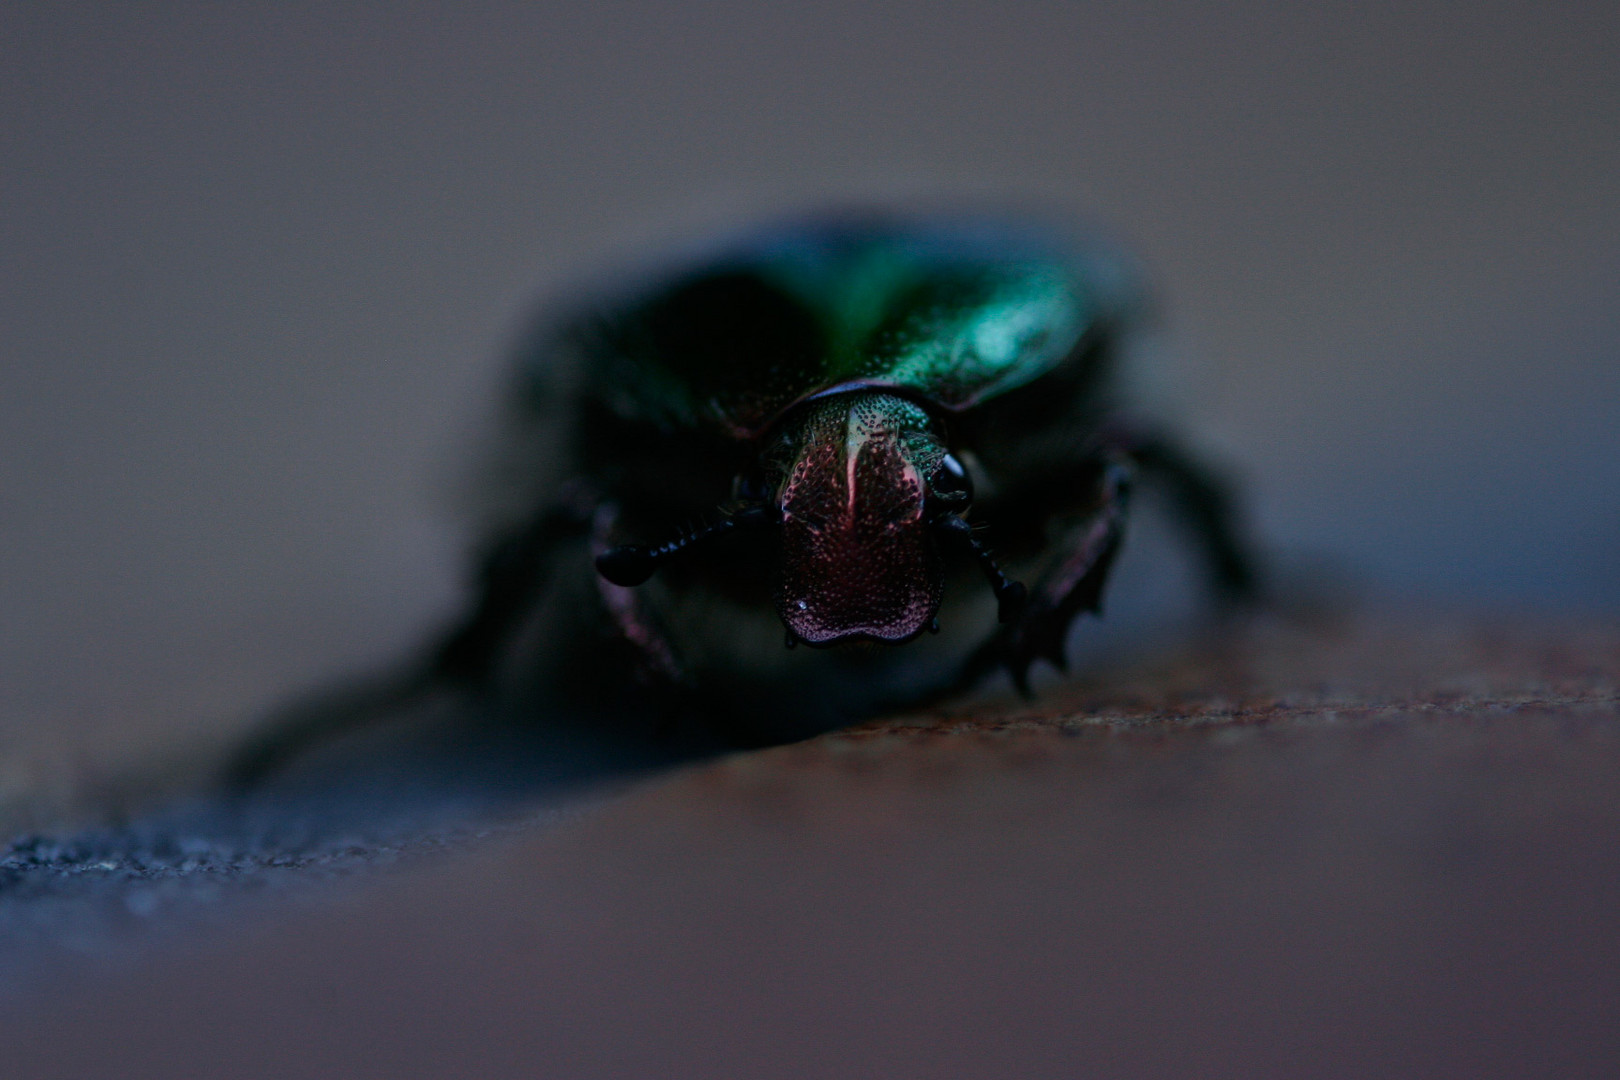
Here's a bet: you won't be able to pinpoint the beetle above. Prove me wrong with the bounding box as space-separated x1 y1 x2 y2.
230 209 1254 783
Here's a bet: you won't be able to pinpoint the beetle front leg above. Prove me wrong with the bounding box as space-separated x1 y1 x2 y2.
1000 456 1133 694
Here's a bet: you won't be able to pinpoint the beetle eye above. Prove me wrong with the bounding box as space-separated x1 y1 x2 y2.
929 453 973 508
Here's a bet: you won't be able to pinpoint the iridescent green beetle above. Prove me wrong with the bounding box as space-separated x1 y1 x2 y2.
232 210 1254 779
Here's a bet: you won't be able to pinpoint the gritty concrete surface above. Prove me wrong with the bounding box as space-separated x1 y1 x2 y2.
2 614 1619 1078
0 690 685 994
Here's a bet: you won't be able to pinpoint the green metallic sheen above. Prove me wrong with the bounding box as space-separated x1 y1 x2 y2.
568 214 1135 438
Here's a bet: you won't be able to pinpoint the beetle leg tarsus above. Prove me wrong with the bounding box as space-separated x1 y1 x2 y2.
1000 456 1132 687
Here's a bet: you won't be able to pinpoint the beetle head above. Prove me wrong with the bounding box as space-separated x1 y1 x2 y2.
596 388 1022 646
770 391 955 645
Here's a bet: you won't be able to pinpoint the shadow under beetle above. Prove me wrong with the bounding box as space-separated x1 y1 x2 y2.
230 209 1254 784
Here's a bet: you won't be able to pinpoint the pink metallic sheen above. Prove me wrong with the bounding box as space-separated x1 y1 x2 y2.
776 393 944 645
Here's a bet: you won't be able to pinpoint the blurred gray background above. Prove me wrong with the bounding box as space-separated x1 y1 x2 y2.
3 2 1617 774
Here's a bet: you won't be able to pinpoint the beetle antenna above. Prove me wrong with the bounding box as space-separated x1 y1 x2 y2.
934 514 1027 623
596 503 775 587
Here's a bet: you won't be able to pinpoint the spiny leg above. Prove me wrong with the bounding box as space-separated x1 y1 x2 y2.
947 429 1254 699
949 456 1132 697
1000 456 1133 693
224 497 592 789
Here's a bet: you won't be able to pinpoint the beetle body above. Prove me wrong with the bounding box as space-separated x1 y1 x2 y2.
231 209 1254 780
480 210 1249 734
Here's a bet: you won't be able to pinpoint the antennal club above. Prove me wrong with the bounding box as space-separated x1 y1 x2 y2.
934 514 1027 623
596 503 775 587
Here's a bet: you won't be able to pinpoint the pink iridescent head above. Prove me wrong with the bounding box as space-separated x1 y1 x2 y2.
594 387 1016 647
770 391 954 645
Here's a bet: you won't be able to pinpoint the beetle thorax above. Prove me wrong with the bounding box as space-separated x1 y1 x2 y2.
772 392 946 645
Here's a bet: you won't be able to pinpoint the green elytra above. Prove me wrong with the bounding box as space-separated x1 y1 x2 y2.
575 215 1131 438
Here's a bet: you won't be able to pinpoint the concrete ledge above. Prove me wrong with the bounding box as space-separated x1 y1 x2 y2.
6 614 1620 1078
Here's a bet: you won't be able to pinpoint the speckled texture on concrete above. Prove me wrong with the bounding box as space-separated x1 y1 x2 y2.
3 615 1619 1079
0 690 685 992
